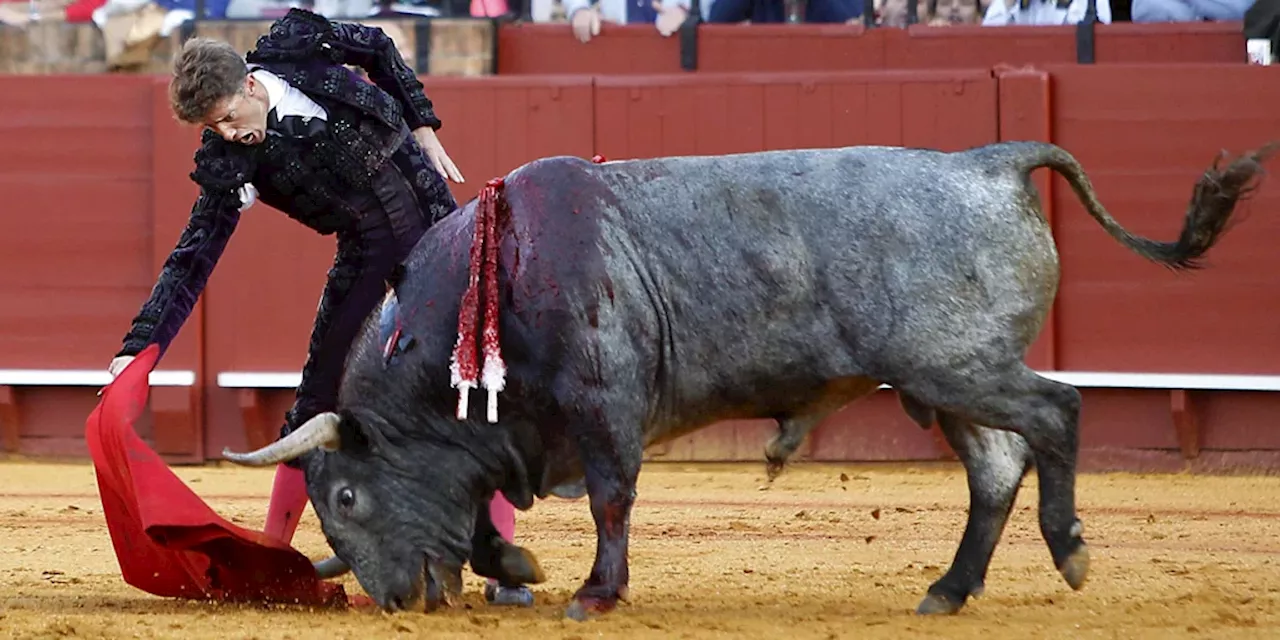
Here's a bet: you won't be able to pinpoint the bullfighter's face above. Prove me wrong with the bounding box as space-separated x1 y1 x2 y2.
220 410 483 611
201 74 270 146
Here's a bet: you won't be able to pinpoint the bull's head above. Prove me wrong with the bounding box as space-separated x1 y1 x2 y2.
221 409 488 611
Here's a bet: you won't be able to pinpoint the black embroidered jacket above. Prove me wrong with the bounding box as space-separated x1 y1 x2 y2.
116 8 453 360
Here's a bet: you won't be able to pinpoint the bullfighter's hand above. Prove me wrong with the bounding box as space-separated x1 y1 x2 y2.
108 356 134 379
99 355 135 396
413 126 465 184
653 2 688 37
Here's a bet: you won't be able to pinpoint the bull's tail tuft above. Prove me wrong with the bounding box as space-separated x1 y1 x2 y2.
1026 141 1280 270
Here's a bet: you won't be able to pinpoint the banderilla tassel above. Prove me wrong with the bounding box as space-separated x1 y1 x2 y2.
591 154 607 163
450 179 494 419
451 177 508 422
480 177 507 423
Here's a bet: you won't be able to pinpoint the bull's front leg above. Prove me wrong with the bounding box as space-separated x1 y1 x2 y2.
468 503 546 588
564 411 642 621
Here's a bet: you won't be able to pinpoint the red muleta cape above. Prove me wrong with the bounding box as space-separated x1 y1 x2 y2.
85 343 364 607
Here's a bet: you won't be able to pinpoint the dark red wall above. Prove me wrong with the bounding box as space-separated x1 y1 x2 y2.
3 62 1279 472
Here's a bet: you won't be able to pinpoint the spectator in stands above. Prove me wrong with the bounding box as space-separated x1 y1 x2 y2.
0 0 108 27
705 0 863 23
877 0 982 25
1130 0 1250 21
560 0 865 42
563 0 694 41
1246 0 1280 58
981 0 1109 24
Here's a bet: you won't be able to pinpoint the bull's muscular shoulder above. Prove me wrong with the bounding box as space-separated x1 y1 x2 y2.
503 156 621 216
499 156 617 304
505 155 614 195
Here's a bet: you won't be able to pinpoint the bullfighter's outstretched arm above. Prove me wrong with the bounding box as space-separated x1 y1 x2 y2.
116 135 250 359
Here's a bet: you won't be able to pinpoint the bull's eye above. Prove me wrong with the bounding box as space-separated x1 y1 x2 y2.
338 487 356 510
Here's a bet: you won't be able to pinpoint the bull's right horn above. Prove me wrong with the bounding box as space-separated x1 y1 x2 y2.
221 412 342 467
313 555 351 579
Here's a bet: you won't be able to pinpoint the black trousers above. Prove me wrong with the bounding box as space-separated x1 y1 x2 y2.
280 142 456 454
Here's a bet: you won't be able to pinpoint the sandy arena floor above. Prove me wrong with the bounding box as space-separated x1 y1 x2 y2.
1 459 1279 639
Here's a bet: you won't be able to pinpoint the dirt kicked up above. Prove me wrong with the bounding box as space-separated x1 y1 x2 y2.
1 459 1279 639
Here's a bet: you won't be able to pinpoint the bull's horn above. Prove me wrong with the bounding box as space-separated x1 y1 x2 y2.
221 412 342 467
314 555 351 579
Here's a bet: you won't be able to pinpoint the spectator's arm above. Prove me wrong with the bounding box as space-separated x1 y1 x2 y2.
980 0 1013 24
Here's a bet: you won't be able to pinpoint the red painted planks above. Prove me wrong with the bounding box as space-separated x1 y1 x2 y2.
425 75 596 198
0 75 154 368
1047 64 1280 374
595 70 997 161
496 24 680 75
496 22 1246 76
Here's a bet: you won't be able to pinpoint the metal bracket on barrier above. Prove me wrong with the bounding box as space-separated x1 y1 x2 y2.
1075 0 1098 64
679 0 701 72
414 19 432 75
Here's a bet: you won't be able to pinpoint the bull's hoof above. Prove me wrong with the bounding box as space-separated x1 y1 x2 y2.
764 458 785 482
485 583 535 607
565 598 615 621
564 585 627 621
499 544 547 585
549 478 589 500
1059 543 1090 591
915 593 964 616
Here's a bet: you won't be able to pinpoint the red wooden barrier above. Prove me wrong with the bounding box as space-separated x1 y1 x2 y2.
496 22 1247 76
0 76 201 461
2 64 1280 472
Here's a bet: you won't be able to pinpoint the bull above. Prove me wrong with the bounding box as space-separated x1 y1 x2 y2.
218 140 1274 619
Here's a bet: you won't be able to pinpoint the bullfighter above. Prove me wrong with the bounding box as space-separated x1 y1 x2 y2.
105 8 532 607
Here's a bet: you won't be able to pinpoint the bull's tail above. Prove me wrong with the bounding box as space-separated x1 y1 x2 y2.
1010 140 1279 270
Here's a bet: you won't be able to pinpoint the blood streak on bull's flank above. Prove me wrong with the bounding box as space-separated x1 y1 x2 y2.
447 154 612 422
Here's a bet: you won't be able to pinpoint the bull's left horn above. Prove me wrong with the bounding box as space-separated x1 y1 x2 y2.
221 412 342 467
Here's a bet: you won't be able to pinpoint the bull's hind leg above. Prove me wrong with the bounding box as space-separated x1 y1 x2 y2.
898 362 1089 602
917 412 1032 614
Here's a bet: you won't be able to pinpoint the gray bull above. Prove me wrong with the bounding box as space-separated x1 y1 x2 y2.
219 140 1273 619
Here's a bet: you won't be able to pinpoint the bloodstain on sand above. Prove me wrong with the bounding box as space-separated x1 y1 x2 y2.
1 460 1279 639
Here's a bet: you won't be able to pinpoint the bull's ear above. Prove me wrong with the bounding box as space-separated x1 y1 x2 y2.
335 410 373 453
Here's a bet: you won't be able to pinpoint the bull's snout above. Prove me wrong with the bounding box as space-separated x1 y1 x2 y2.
361 561 428 613
370 579 425 613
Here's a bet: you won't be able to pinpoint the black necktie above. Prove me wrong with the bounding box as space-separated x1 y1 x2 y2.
267 109 327 138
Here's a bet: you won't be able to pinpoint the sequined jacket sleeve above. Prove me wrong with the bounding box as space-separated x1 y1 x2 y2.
325 20 442 132
116 135 251 359
250 10 442 131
